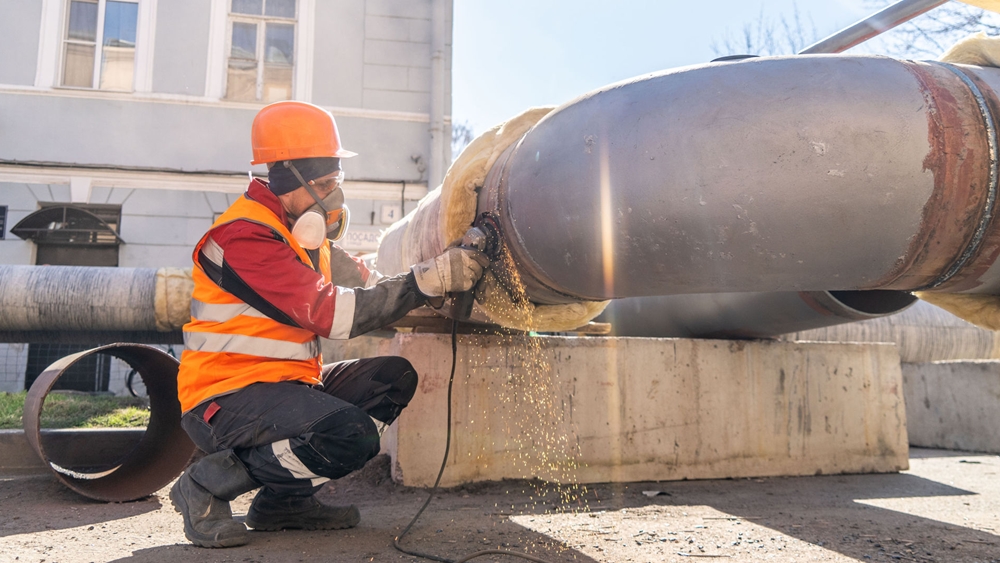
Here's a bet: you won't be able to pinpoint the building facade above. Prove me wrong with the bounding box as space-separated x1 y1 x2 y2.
0 0 453 392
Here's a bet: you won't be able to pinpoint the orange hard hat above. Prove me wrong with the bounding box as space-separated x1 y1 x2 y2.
250 101 357 165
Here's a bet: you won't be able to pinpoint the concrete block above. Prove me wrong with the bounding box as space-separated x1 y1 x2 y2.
324 334 909 487
363 64 409 91
364 39 431 68
409 18 432 43
365 15 410 41
313 0 365 108
408 67 431 93
363 89 429 113
119 243 194 268
366 0 430 20
333 117 429 182
902 361 1000 453
0 0 41 86
152 0 210 96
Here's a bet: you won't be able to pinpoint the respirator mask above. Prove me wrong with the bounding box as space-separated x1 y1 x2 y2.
284 162 350 250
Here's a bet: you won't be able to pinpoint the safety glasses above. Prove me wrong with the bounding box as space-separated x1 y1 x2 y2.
308 170 344 193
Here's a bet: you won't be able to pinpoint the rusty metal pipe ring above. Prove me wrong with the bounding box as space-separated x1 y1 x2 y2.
23 343 195 502
921 62 1000 290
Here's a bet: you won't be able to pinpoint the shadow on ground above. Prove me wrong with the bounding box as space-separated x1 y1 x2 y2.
3 451 999 562
0 474 161 537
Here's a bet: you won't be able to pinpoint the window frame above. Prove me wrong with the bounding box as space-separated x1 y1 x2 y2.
223 1 298 103
0 205 7 240
58 0 141 92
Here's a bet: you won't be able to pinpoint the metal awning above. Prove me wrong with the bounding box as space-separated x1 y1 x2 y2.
11 205 124 246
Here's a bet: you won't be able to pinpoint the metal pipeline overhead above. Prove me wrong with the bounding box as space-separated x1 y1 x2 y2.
597 291 918 339
7 56 1000 337
0 265 190 341
474 55 1000 305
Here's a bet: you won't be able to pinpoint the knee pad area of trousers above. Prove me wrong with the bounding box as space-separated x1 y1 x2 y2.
369 357 418 422
303 408 381 478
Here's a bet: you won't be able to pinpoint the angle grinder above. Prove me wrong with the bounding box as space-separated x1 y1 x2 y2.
450 212 502 321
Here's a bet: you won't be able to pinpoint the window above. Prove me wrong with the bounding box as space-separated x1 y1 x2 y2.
0 205 6 240
226 0 296 102
61 0 139 90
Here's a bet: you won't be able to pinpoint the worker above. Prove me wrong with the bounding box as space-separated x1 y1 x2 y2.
170 100 488 548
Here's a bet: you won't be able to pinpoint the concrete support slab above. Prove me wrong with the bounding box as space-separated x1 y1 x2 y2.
901 361 1000 454
326 334 908 487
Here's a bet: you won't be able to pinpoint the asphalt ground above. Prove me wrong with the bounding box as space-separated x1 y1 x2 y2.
0 448 998 563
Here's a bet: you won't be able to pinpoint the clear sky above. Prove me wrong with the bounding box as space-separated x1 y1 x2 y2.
451 0 878 136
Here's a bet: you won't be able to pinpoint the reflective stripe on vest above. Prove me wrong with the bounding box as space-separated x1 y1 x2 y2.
190 299 269 322
328 286 356 340
184 331 320 360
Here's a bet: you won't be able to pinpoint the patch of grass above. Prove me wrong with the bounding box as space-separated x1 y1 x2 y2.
0 391 25 429
0 391 150 429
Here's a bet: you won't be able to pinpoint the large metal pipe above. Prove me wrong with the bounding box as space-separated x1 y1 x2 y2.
789 299 1000 363
8 56 1000 339
597 290 917 339
478 56 1000 303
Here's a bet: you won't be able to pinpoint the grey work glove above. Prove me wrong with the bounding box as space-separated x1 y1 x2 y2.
410 247 490 298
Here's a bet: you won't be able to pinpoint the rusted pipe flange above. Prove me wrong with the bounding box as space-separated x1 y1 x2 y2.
23 343 195 502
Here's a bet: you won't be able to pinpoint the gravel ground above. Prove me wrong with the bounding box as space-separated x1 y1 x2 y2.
1 448 998 563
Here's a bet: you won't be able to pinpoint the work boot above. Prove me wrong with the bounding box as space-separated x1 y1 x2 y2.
245 489 361 531
170 450 259 548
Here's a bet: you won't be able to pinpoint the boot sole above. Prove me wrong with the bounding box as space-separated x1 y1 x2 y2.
246 518 360 532
169 481 249 548
246 512 361 532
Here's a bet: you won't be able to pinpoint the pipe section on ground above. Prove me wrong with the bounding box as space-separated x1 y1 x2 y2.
475 56 1000 303
23 343 195 502
597 290 917 339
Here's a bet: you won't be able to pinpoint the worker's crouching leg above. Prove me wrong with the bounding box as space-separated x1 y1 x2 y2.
320 356 419 426
169 449 259 548
239 405 380 531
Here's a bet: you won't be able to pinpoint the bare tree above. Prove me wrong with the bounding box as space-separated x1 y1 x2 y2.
452 120 475 161
862 1 1000 58
712 1 1000 60
711 2 818 57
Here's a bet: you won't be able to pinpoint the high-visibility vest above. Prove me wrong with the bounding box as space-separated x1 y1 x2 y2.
177 194 332 412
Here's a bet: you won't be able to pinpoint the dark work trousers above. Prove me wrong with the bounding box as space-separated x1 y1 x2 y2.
181 356 418 497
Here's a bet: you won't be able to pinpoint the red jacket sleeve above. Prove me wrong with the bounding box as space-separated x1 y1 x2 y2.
208 220 338 336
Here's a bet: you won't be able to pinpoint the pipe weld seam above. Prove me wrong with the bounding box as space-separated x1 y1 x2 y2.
922 61 1000 290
